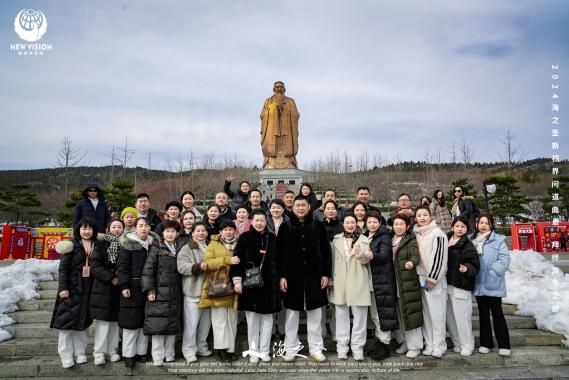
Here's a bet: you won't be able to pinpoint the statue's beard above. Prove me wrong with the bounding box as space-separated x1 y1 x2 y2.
274 92 285 114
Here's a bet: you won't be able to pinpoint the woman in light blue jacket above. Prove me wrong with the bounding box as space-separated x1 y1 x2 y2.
470 214 511 356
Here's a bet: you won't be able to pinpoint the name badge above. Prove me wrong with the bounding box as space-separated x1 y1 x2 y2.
82 266 91 278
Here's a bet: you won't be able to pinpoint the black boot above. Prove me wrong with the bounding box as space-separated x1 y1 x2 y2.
124 356 135 368
368 340 391 361
135 354 148 363
226 351 237 362
217 349 231 362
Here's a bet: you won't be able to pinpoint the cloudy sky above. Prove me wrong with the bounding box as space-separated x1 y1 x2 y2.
0 0 567 170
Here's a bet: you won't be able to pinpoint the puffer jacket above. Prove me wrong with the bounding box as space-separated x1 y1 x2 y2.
446 233 480 291
472 232 510 298
393 233 423 330
89 237 121 322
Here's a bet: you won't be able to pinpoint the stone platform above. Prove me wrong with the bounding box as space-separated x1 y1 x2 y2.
258 169 312 200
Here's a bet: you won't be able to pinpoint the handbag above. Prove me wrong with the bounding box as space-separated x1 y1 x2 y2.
243 242 267 289
207 265 234 298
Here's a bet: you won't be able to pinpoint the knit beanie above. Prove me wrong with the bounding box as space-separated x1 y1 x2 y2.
120 207 139 219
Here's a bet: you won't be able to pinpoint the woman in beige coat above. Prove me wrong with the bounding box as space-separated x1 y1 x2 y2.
329 214 372 361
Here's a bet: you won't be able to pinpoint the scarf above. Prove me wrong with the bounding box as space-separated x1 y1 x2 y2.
127 231 152 251
104 233 121 264
392 235 403 260
451 198 460 217
413 220 438 237
220 236 238 252
472 231 491 254
195 239 207 250
164 241 177 256
344 230 360 241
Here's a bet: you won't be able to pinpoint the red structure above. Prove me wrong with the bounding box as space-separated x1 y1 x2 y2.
0 226 33 260
510 223 536 251
535 222 569 253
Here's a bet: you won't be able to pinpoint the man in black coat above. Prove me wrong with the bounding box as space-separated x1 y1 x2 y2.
215 192 236 221
135 193 163 232
72 181 111 233
278 195 331 362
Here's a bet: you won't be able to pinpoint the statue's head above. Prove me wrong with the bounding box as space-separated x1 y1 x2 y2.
273 81 286 94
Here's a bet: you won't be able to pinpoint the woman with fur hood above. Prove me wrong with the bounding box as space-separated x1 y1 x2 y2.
117 217 160 368
51 217 99 369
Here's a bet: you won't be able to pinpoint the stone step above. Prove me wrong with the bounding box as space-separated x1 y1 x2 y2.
4 323 96 339
8 311 53 324
17 299 54 311
38 289 57 299
0 346 568 378
38 281 59 290
471 303 517 316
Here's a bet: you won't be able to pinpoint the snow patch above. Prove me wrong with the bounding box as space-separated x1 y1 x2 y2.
504 250 569 347
0 259 59 342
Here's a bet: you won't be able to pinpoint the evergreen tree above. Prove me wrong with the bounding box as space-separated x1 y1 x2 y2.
105 181 136 214
0 184 44 225
543 175 569 222
484 176 530 223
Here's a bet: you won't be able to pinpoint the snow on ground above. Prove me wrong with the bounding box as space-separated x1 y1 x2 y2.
0 259 59 342
504 250 569 347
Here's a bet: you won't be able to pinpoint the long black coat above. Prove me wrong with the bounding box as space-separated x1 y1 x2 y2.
89 238 121 322
141 240 183 336
368 226 399 331
279 214 331 311
73 195 111 233
51 239 95 331
446 233 480 291
231 228 282 314
117 232 160 330
322 218 343 242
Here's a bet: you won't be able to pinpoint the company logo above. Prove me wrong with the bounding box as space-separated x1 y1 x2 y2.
14 9 48 42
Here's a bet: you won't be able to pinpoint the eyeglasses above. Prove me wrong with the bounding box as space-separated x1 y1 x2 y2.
454 190 462 193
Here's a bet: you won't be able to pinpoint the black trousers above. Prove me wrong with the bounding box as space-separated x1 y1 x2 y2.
476 296 511 349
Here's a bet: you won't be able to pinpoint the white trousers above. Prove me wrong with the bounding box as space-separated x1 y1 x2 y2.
394 299 423 351
334 305 367 356
122 328 148 358
151 335 176 362
446 285 474 353
421 283 447 353
369 294 391 344
182 298 211 357
93 320 120 356
245 311 273 356
210 307 237 352
58 330 88 361
285 308 323 353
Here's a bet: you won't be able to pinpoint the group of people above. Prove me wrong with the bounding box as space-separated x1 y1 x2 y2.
52 179 509 368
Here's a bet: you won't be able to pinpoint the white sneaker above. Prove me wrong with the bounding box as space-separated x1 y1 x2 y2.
452 346 461 353
283 354 296 362
110 353 121 362
422 348 433 356
478 346 491 354
197 350 212 357
165 356 175 363
353 352 364 361
261 354 271 362
76 354 88 364
186 355 197 363
460 349 473 357
310 351 326 362
432 350 445 358
406 350 420 359
61 358 75 369
337 352 348 360
395 343 407 354
154 360 164 366
498 349 511 356
93 353 105 366
249 355 259 363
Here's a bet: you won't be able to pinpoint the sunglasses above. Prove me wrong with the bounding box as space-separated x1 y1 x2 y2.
88 189 98 192
454 190 462 193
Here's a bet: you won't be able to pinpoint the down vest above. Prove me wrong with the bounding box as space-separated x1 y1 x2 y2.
51 239 95 331
367 226 399 332
116 232 160 330
393 234 423 330
141 240 183 336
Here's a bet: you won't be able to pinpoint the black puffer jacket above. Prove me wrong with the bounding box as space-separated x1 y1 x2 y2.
279 214 331 311
141 239 183 336
231 228 281 314
116 231 160 330
89 237 121 322
72 183 111 233
224 180 249 213
51 239 95 331
446 233 480 291
368 226 399 331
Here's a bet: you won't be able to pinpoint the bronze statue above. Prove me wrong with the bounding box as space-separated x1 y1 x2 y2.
260 81 299 169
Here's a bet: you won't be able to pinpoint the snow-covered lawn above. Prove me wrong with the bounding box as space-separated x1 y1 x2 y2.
0 259 59 342
504 250 569 347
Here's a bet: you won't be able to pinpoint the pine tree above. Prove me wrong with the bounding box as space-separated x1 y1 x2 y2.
0 184 44 225
484 176 530 223
105 181 136 214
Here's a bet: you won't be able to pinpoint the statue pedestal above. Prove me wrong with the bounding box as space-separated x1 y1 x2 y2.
258 168 308 200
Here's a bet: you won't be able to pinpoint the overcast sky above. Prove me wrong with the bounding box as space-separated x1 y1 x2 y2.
0 0 567 170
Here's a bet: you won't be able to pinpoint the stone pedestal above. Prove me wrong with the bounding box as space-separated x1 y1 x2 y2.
258 169 308 200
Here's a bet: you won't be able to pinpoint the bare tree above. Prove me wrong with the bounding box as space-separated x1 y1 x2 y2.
499 129 528 168
423 146 433 184
106 145 117 184
450 142 457 167
117 137 136 179
460 139 475 168
55 137 87 199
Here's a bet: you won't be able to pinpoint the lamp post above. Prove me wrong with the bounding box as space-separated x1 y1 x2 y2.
483 181 496 213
